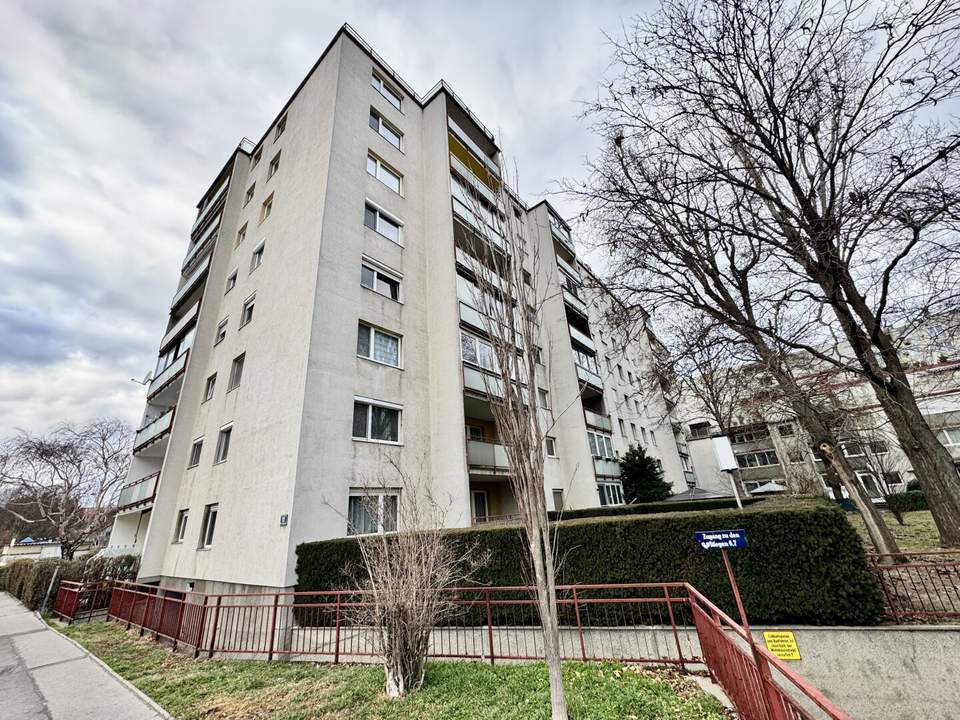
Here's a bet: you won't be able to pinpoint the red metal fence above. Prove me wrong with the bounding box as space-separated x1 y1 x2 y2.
868 551 960 622
88 580 851 719
51 580 113 623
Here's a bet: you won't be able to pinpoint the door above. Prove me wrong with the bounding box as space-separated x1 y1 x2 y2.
471 490 489 523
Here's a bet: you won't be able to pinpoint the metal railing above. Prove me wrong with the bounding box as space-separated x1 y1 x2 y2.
583 409 613 433
868 551 960 621
52 581 112 623
133 408 175 452
466 439 509 470
147 350 188 399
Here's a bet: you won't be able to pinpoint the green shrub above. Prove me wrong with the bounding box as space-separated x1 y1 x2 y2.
2 554 139 611
885 491 927 514
547 497 760 522
296 497 883 626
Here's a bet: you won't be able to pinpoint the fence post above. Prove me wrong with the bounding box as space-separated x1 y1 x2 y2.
207 596 222 660
194 596 209 659
87 584 99 624
268 593 279 662
333 593 342 664
572 588 586 661
872 562 901 624
172 598 186 652
485 589 495 666
663 586 686 672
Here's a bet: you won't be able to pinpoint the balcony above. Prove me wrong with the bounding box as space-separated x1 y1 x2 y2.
147 350 188 401
467 439 510 472
550 214 575 256
594 457 621 478
568 324 596 352
557 254 580 282
684 470 697 486
562 287 588 317
584 410 613 433
450 152 498 207
170 253 210 311
576 364 603 390
159 301 200 352
463 365 504 398
459 302 487 333
190 176 229 236
133 409 174 453
182 216 220 272
452 195 507 254
117 472 159 512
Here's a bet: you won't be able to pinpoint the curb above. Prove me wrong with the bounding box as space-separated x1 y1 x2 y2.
40 612 173 719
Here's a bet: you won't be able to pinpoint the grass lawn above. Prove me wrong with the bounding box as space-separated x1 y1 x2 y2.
846 510 941 551
58 620 730 720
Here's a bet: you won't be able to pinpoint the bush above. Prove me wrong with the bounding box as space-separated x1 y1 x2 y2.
296 497 883 626
906 479 923 492
547 497 761 522
3 554 139 611
885 491 928 514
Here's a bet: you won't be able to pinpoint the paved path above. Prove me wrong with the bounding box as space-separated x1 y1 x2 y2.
0 593 167 720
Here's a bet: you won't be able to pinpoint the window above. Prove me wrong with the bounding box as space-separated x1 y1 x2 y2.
641 427 649 444
651 430 657 446
203 374 216 401
617 365 625 381
244 183 255 206
471 490 488 522
352 399 401 442
552 489 564 511
689 422 711 439
777 423 795 437
251 146 262 168
537 388 550 409
841 442 865 458
235 223 247 248
268 151 281 179
347 490 398 535
366 153 402 193
868 440 889 454
573 348 598 373
240 295 256 327
631 423 639 441
215 319 227 345
214 426 232 463
369 108 402 150
225 270 237 294
635 400 642 414
627 370 633 385
357 323 401 367
173 509 189 543
259 193 274 223
465 425 484 441
939 427 960 446
587 431 615 459
199 503 218 548
598 482 624 507
363 203 401 244
274 114 287 139
460 331 497 373
228 353 245 391
371 72 402 110
545 436 557 457
735 450 780 468
360 261 401 300
188 438 203 467
251 242 265 271
730 425 770 443
618 418 626 436
855 471 883 499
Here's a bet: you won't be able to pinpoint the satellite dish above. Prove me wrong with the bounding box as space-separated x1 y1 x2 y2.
130 372 153 386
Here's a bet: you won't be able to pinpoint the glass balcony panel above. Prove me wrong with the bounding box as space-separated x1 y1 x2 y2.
134 409 174 451
594 458 621 478
466 439 510 469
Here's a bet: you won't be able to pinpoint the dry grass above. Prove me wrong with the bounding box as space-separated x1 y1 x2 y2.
845 510 941 552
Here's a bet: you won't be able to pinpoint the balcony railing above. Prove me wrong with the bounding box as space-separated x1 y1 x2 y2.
133 409 174 452
182 216 220 272
170 253 210 310
584 410 613 433
576 364 603 390
568 324 596 352
467 439 510 470
594 457 621 478
147 350 188 400
556 254 580 281
117 472 159 510
190 176 229 235
452 195 507 254
463 365 504 398
683 470 697 485
159 300 200 352
562 287 588 316
450 153 498 207
550 214 575 255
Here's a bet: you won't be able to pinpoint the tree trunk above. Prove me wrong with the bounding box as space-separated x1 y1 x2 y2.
528 518 569 720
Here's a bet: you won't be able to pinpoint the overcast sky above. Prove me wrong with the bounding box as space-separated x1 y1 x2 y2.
0 0 648 436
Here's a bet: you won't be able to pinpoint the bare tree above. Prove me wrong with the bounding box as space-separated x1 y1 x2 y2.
573 0 960 544
350 462 486 698
0 419 132 559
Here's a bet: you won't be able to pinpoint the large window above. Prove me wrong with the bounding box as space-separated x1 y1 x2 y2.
352 399 400 443
347 490 398 535
357 323 401 367
587 431 615 459
460 331 498 373
597 482 624 507
199 503 218 548
730 425 770 443
371 72 402 110
214 425 232 463
367 153 402 194
363 203 401 244
361 261 401 301
369 108 402 150
154 325 196 377
939 426 960 446
573 347 598 373
735 450 779 468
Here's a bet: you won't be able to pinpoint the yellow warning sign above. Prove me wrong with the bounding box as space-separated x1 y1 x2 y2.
763 631 801 660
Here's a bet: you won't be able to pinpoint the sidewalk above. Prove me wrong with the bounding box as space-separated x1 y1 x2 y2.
0 593 167 720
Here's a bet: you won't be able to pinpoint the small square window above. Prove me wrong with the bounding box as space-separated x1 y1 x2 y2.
228 353 245 391
225 270 237 294
360 260 401 301
199 503 218 548
235 223 247 248
357 322 400 367
251 242 265 272
188 438 203 467
203 374 216 401
347 490 398 535
268 151 281 179
251 146 262 168
545 436 557 457
363 203 401 244
241 296 256 327
174 509 189 543
244 184 255 207
214 320 227 345
275 114 287 139
352 400 400 442
259 193 274 223
214 426 232 464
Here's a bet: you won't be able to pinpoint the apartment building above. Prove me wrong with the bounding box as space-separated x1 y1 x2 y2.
105 25 689 594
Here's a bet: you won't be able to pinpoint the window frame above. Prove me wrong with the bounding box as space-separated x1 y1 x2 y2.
356 322 402 368
545 436 557 457
735 449 780 468
597 481 625 507
352 397 402 445
267 150 281 179
939 426 960 446
368 107 402 150
203 373 216 402
235 223 247 248
363 201 402 245
173 509 189 543
227 353 245 392
244 183 255 207
214 319 228 346
250 241 265 272
371 72 402 111
347 489 399 536
251 146 262 168
240 294 256 328
225 270 238 294
360 258 402 302
213 425 233 464
274 114 287 139
187 437 203 468
259 192 274 224
199 503 219 548
366 152 402 194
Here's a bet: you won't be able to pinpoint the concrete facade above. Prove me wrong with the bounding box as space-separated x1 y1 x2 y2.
106 25 690 593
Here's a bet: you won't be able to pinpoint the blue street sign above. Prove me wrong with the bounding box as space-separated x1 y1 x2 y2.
696 529 748 551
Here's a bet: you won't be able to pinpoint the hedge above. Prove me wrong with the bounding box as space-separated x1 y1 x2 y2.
885 491 928 514
3 555 139 611
546 497 760 522
296 497 884 626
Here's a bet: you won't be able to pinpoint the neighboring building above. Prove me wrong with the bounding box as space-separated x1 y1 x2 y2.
105 25 689 594
0 537 98 566
679 320 960 500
